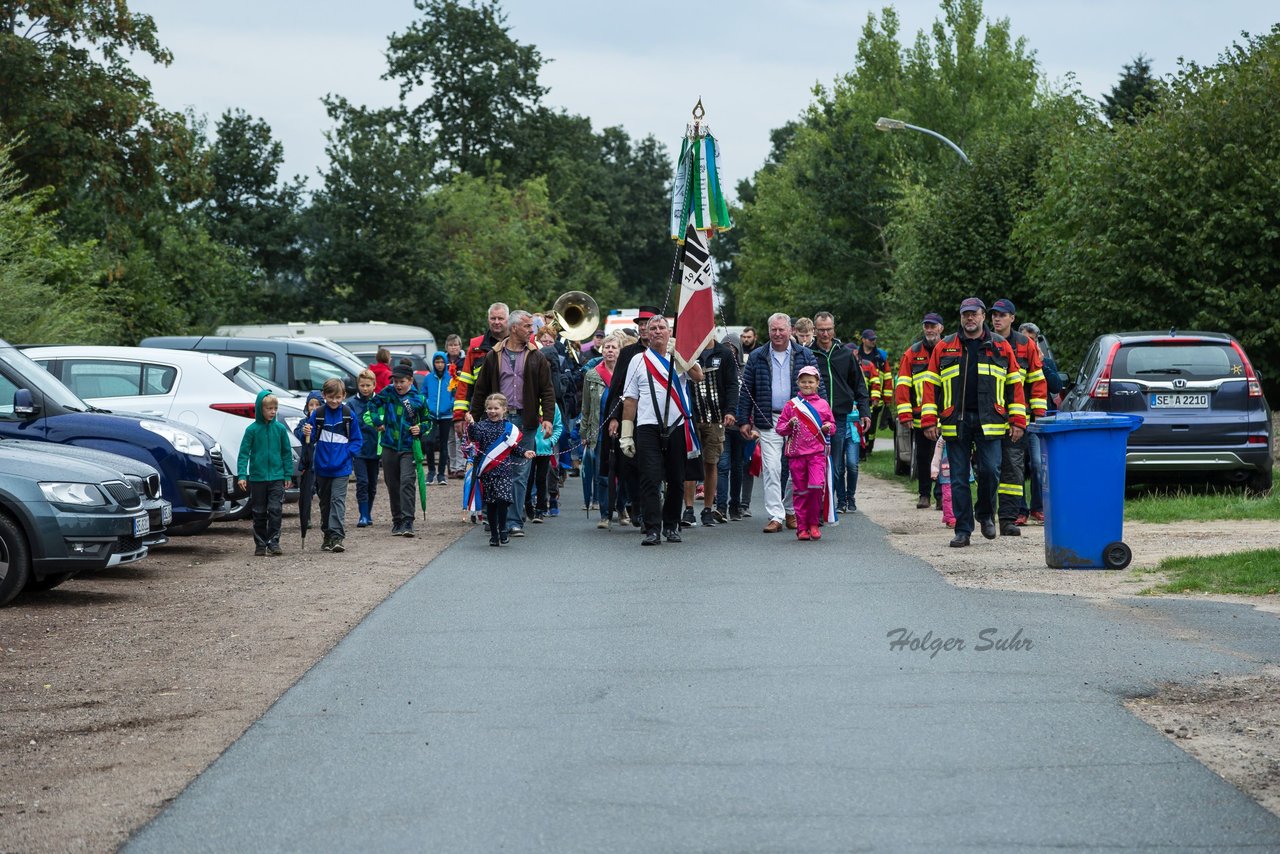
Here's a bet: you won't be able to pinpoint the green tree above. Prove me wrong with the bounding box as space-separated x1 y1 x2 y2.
1101 54 1161 126
0 143 113 343
0 1 199 232
1015 26 1280 391
385 0 546 178
199 109 305 291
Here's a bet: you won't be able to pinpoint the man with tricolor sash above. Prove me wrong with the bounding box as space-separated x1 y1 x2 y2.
619 315 705 546
920 298 1027 548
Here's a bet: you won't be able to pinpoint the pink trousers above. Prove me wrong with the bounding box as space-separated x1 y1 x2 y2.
788 453 826 530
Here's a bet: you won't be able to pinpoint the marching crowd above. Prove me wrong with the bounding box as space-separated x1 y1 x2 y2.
235 297 1062 553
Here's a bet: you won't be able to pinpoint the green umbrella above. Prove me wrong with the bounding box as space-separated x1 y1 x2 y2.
409 403 429 511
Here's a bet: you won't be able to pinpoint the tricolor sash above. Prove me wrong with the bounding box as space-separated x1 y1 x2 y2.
461 458 483 512
790 396 828 441
642 350 702 459
479 422 522 476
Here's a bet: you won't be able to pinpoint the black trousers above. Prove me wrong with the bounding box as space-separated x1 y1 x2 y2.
635 424 686 534
249 480 284 549
912 427 935 499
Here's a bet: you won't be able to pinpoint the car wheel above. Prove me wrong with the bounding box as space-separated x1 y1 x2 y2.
26 571 75 593
219 497 252 522
0 512 33 606
893 424 911 476
1246 467 1273 496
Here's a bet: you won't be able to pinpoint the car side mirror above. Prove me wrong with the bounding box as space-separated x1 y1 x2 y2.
13 388 39 417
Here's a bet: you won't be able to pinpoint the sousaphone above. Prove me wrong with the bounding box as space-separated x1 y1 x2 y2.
551 290 599 341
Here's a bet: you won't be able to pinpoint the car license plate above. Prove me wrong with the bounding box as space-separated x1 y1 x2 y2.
133 514 150 537
1150 393 1209 408
225 474 236 494
161 502 173 526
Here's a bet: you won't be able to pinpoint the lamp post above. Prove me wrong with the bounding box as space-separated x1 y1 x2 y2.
874 117 971 166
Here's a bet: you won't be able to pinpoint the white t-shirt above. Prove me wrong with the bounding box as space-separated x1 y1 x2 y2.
623 350 690 428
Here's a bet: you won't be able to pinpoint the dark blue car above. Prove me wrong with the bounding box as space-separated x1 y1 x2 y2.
0 339 222 534
1060 330 1274 493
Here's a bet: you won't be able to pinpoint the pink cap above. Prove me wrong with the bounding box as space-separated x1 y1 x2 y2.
797 365 820 379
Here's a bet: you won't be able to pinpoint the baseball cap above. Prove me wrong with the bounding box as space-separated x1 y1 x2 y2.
593 329 606 338
991 298 1016 314
798 365 820 379
959 297 986 314
922 312 944 325
861 328 877 340
391 364 414 379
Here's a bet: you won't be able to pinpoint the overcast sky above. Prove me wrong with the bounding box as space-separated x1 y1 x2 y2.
132 1 1277 198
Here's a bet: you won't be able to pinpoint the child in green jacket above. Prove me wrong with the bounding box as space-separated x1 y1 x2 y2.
236 390 294 556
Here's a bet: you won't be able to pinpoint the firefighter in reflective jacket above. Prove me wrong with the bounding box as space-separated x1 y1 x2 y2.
989 298 1048 531
856 353 883 454
895 311 946 508
452 302 510 435
921 298 1027 548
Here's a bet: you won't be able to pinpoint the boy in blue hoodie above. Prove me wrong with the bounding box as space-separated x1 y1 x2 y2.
369 363 430 536
236 391 293 557
348 369 381 527
421 352 453 485
301 378 362 552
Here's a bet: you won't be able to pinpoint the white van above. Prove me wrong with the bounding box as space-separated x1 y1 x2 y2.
214 321 437 356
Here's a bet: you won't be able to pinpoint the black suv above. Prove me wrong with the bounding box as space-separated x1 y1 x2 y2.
1060 331 1273 492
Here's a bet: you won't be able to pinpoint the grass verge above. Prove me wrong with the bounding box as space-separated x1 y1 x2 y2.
1138 549 1280 595
1124 479 1280 524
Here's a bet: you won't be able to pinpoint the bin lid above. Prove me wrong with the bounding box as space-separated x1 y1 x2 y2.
1027 412 1144 434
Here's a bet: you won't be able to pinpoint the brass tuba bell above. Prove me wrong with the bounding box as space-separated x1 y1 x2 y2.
551 290 600 341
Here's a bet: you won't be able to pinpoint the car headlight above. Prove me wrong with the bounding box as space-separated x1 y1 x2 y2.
40 482 107 506
139 419 207 458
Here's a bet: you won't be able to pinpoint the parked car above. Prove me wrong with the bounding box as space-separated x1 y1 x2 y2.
26 346 304 516
0 338 222 534
0 438 171 548
1060 330 1273 493
0 442 153 605
140 336 367 396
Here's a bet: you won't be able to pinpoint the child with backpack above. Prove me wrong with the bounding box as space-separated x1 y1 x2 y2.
300 378 362 552
348 369 381 528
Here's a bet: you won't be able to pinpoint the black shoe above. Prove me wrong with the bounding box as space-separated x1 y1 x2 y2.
500 532 510 545
1000 522 1022 536
981 520 998 540
330 538 345 553
712 508 727 524
949 534 971 548
664 528 683 543
402 525 416 538
254 546 267 557
740 506 752 518
680 507 696 528
630 514 643 529
489 538 501 546
268 545 283 556
641 531 661 546
700 509 718 527
729 505 743 521
391 523 404 536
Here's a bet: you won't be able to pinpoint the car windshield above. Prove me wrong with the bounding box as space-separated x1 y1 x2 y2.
0 345 93 412
1113 343 1242 381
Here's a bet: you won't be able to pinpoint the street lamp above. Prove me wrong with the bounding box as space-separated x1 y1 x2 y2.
874 117 971 166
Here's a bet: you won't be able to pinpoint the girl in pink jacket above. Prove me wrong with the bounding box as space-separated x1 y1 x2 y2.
776 365 835 541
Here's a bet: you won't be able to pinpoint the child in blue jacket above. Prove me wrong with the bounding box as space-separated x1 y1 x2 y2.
300 378 362 552
421 352 453 485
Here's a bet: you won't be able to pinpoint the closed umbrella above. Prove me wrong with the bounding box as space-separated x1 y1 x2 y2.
298 430 317 549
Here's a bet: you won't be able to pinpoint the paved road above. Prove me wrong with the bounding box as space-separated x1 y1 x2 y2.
127 508 1280 852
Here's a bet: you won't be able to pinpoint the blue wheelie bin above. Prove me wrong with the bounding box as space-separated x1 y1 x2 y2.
1027 412 1143 569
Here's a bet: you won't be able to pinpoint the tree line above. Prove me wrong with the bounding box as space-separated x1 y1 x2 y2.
0 0 674 346
3 0 1278 397
723 0 1280 396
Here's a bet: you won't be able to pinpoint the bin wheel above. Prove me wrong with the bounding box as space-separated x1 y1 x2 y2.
1103 541 1132 570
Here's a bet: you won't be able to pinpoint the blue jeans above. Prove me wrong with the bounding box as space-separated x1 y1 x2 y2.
716 429 752 512
353 456 379 509
944 413 1003 538
507 417 536 531
841 423 860 508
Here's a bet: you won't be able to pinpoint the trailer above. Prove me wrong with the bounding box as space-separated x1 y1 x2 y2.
214 321 437 356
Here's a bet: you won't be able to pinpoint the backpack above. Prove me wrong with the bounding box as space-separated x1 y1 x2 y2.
314 403 353 440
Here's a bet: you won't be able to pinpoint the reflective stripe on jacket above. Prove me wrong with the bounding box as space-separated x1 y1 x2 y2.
895 340 939 429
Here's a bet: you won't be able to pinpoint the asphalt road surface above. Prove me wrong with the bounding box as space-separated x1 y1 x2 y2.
126 509 1280 852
